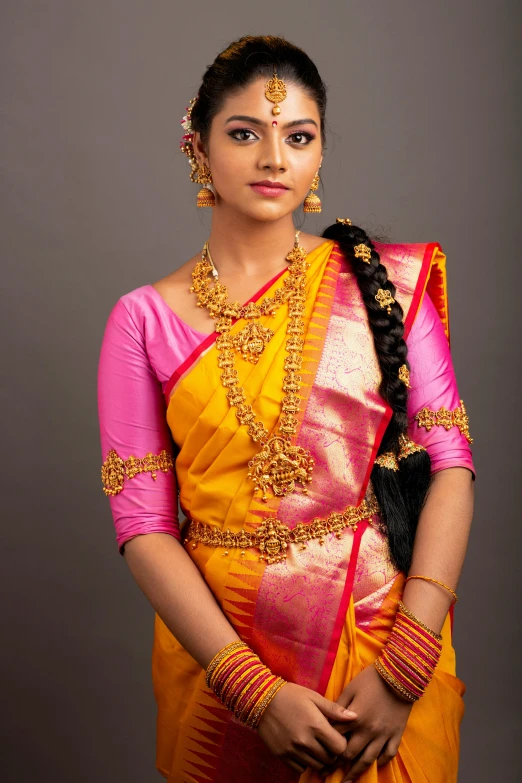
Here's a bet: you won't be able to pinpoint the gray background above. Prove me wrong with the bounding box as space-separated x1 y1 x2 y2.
1 1 520 781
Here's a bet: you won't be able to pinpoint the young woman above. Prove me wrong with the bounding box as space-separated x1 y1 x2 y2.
98 35 474 783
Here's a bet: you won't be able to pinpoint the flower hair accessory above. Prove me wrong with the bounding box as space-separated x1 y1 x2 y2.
180 94 200 182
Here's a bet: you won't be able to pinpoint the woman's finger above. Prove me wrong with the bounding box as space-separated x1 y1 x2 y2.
342 737 386 782
376 736 401 767
305 737 339 766
287 757 307 774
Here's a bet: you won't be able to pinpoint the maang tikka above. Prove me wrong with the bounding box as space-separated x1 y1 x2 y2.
265 69 322 214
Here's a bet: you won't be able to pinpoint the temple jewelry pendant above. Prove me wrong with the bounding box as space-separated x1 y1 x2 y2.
232 321 275 364
247 435 315 501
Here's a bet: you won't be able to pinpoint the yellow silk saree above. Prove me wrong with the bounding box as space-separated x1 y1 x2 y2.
152 239 465 782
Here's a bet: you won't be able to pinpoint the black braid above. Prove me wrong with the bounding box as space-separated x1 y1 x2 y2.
322 221 432 572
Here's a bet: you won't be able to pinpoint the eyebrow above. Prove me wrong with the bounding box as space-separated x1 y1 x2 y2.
224 114 318 130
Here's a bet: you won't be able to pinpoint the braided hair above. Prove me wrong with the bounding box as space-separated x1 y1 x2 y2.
322 222 432 572
188 34 431 572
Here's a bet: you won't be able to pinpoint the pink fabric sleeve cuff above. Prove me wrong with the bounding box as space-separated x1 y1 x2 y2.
98 298 181 554
406 293 475 477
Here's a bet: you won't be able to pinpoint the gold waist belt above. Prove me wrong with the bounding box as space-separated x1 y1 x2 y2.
184 495 381 565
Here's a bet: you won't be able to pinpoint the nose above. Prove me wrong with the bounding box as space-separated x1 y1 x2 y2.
258 132 288 173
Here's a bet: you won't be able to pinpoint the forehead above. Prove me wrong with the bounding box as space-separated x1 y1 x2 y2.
214 76 320 121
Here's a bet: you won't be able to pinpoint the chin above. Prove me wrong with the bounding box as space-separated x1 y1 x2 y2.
236 199 297 222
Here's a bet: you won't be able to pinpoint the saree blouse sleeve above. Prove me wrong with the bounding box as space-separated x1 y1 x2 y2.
97 298 180 554
406 293 475 476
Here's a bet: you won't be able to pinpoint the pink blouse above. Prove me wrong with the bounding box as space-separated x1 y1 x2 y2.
97 284 475 554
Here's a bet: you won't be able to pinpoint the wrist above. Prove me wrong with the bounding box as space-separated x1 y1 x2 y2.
374 601 443 703
205 641 287 729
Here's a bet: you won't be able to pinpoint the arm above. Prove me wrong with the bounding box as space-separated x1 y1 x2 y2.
402 466 473 633
97 295 355 771
403 292 475 630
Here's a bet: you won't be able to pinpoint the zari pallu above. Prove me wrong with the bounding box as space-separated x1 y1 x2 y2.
145 239 470 783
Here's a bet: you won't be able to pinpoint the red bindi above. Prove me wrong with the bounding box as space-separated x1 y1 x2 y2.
272 120 278 127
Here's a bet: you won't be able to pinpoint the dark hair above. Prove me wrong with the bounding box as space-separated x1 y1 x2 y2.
192 35 431 573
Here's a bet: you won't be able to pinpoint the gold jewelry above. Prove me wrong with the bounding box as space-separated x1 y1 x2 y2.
190 231 315 501
247 677 286 728
405 575 458 604
375 434 426 471
397 433 426 460
397 601 443 641
414 399 473 444
101 448 174 496
375 452 399 471
375 288 395 314
374 657 418 702
185 494 381 565
354 243 372 264
203 242 277 362
336 217 352 225
265 69 287 116
398 364 411 388
179 94 215 207
194 162 215 208
303 172 322 213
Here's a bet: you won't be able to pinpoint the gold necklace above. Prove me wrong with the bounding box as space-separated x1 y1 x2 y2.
190 230 315 501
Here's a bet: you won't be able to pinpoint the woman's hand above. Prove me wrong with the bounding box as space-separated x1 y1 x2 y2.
257 682 358 774
323 664 414 781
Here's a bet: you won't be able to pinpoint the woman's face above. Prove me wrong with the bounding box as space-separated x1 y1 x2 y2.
193 77 323 221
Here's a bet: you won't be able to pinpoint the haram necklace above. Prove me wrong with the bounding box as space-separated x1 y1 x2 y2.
189 230 315 501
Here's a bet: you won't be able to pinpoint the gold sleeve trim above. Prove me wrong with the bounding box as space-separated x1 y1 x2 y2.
101 448 174 496
414 399 473 444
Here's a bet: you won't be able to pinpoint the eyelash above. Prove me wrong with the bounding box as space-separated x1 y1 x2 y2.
228 128 315 145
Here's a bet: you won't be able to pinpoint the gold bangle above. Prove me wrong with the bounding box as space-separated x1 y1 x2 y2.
221 664 262 708
397 601 443 642
373 658 418 702
237 674 275 721
205 641 249 686
405 575 458 604
247 678 287 728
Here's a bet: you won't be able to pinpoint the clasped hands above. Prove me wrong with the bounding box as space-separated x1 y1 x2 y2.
258 664 413 782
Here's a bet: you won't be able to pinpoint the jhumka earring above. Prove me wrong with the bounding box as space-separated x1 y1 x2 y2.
303 172 322 213
194 162 215 208
179 94 215 208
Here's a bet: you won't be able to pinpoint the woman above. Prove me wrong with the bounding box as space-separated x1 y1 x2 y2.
98 35 474 783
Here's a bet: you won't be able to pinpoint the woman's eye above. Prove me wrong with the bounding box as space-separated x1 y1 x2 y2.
228 129 315 145
229 129 257 142
288 132 314 145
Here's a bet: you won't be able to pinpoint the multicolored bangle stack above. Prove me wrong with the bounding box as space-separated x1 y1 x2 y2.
373 601 443 703
205 641 286 729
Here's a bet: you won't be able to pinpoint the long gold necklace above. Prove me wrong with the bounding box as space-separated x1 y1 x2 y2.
190 230 315 501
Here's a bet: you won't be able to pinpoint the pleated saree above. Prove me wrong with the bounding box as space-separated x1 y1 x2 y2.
98 238 474 782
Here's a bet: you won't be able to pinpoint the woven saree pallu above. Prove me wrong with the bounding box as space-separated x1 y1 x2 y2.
140 239 467 783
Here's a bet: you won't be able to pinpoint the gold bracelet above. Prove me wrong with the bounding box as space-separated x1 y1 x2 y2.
205 641 248 686
397 601 443 641
405 575 458 604
373 658 418 702
247 678 287 728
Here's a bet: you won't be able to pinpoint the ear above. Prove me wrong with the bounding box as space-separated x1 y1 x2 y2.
193 131 209 168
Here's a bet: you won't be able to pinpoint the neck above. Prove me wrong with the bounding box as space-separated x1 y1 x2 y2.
205 209 299 278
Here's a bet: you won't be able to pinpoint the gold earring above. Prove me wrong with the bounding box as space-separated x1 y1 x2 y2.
194 162 215 208
303 172 322 213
